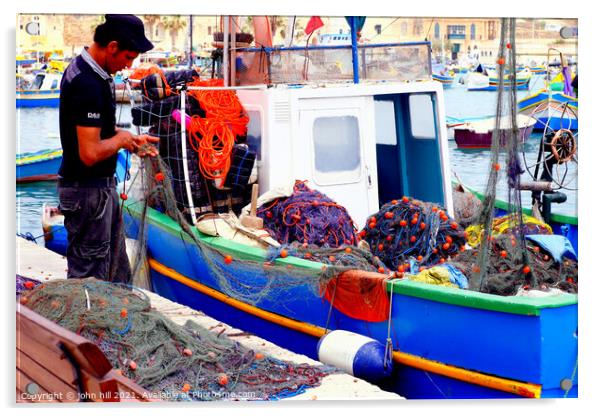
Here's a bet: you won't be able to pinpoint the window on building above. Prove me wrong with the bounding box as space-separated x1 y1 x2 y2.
447 25 466 36
374 24 382 35
400 22 408 36
488 20 496 40
434 23 440 39
312 116 361 184
471 24 476 40
208 26 212 35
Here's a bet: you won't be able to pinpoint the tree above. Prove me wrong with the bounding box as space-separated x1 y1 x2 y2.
162 15 187 51
143 15 161 41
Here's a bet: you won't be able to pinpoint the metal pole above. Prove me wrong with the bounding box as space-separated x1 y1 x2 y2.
223 15 229 86
188 15 193 69
230 16 237 86
350 17 359 84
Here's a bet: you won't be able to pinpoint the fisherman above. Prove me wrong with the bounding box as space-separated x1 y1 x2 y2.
58 14 159 283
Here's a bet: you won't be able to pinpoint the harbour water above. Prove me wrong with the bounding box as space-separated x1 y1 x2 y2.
15 74 577 242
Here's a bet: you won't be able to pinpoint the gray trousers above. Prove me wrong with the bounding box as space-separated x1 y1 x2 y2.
58 184 132 284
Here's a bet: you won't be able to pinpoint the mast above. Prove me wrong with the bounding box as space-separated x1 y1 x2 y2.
188 15 193 69
223 15 229 86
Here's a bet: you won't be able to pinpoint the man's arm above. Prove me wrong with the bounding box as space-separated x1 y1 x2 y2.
77 128 159 166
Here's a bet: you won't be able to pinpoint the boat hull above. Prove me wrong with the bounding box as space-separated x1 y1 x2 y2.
16 150 62 183
16 90 60 108
454 125 534 149
518 91 578 131
124 204 578 399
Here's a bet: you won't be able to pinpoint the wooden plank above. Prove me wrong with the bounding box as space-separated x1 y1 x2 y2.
16 367 66 403
17 305 113 378
113 371 160 402
17 349 78 402
16 305 156 402
17 328 78 387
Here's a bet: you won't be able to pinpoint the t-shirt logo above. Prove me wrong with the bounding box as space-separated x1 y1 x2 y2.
87 112 101 119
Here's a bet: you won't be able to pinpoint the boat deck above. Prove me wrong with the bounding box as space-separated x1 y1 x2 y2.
16 237 402 401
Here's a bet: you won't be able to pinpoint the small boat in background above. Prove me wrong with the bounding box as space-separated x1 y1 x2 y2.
529 66 546 74
16 70 62 108
41 204 67 256
518 50 577 131
453 114 536 149
16 148 62 183
432 63 454 88
432 72 454 88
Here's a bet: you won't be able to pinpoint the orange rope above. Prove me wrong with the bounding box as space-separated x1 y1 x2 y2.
185 78 249 186
129 64 172 98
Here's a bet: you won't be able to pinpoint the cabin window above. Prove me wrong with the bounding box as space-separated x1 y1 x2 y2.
33 74 45 90
375 100 397 145
312 116 361 184
246 110 262 161
409 94 437 139
50 79 58 89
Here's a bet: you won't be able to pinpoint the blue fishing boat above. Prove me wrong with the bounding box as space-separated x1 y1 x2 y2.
16 70 61 108
518 50 577 131
121 25 577 400
16 148 62 183
432 73 454 88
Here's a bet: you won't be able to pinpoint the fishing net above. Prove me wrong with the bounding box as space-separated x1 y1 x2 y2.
19 278 337 401
469 18 542 292
359 197 466 272
265 243 389 276
257 181 358 248
16 275 41 297
465 213 552 248
449 235 577 296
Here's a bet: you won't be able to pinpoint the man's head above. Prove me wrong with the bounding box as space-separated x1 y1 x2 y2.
93 14 154 74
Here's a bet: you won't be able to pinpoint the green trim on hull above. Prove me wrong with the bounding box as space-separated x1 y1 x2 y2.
126 201 577 317
386 279 576 316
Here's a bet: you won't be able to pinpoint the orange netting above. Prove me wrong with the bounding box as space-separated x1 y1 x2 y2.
321 270 390 322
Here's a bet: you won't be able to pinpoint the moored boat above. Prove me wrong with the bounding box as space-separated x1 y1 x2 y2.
16 70 61 108
453 114 536 149
16 148 62 183
121 24 577 400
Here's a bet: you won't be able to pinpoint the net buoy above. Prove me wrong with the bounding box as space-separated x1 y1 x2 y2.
317 330 392 383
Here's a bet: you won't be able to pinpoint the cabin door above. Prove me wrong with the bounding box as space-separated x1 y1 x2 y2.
296 97 379 227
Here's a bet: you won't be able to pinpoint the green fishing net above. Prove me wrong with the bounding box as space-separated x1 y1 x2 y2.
20 278 337 401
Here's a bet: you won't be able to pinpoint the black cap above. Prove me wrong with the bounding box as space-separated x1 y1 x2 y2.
104 14 154 53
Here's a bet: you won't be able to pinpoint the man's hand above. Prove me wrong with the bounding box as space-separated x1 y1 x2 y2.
133 134 160 158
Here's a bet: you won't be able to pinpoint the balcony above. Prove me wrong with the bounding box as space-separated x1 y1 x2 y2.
447 33 466 40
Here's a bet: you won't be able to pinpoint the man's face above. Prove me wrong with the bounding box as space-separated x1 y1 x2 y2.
106 41 139 74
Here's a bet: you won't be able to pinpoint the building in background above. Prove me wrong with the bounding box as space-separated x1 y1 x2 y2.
16 15 577 67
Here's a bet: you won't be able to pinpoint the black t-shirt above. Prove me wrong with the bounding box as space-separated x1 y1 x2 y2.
58 54 117 180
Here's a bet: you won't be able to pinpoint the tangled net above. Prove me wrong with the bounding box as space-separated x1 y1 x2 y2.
448 235 578 296
465 213 552 248
16 275 41 297
265 242 390 277
359 197 466 272
257 181 358 248
19 278 336 401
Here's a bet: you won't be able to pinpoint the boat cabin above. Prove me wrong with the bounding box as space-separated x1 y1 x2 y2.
231 42 452 225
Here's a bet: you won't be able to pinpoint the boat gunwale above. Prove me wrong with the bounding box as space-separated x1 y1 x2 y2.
452 180 578 226
126 202 577 316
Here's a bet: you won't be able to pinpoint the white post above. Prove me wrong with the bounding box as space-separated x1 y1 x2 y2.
230 16 237 86
180 89 197 225
223 15 229 86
